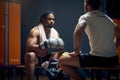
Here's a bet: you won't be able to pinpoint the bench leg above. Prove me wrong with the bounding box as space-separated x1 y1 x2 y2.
36 68 39 80
20 68 24 80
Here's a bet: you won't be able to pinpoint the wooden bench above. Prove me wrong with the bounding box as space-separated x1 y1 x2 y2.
0 65 48 80
16 65 120 80
78 64 120 80
0 64 120 80
16 65 48 80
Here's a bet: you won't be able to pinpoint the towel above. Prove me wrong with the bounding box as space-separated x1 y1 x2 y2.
38 23 58 42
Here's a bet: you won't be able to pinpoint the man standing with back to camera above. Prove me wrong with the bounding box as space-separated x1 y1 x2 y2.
58 0 120 80
24 11 64 80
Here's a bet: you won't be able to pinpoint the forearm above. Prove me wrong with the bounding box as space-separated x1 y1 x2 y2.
74 35 82 54
25 44 39 52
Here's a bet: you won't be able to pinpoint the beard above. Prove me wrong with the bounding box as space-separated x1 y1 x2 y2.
43 22 54 28
47 24 54 28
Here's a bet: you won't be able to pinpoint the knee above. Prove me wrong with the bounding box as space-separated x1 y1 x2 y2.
24 52 36 63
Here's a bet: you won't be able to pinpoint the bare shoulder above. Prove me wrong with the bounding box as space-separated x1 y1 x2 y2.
29 26 40 37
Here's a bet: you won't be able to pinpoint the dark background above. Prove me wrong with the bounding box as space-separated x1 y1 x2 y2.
20 0 119 64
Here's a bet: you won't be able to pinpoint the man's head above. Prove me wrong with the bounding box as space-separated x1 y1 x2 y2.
84 0 101 12
39 11 55 28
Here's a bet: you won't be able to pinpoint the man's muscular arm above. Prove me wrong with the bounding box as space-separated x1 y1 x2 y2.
25 27 40 53
74 21 86 54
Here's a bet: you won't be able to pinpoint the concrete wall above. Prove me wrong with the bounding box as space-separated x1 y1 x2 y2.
21 0 105 64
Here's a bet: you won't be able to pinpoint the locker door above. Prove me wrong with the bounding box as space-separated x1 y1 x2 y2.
0 0 4 65
8 2 21 65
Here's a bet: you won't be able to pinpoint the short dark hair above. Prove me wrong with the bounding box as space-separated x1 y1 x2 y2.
86 0 101 10
39 10 55 23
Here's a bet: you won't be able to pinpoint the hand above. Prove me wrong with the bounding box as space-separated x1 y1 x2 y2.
68 51 80 57
57 48 64 54
41 61 49 68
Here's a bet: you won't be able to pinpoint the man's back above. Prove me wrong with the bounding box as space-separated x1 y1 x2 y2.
79 10 116 57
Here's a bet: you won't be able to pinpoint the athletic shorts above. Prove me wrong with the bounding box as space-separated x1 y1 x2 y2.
37 54 51 65
79 53 118 68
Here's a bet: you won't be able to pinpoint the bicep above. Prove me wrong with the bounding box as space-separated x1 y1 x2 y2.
26 30 38 47
74 22 86 45
74 21 86 36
